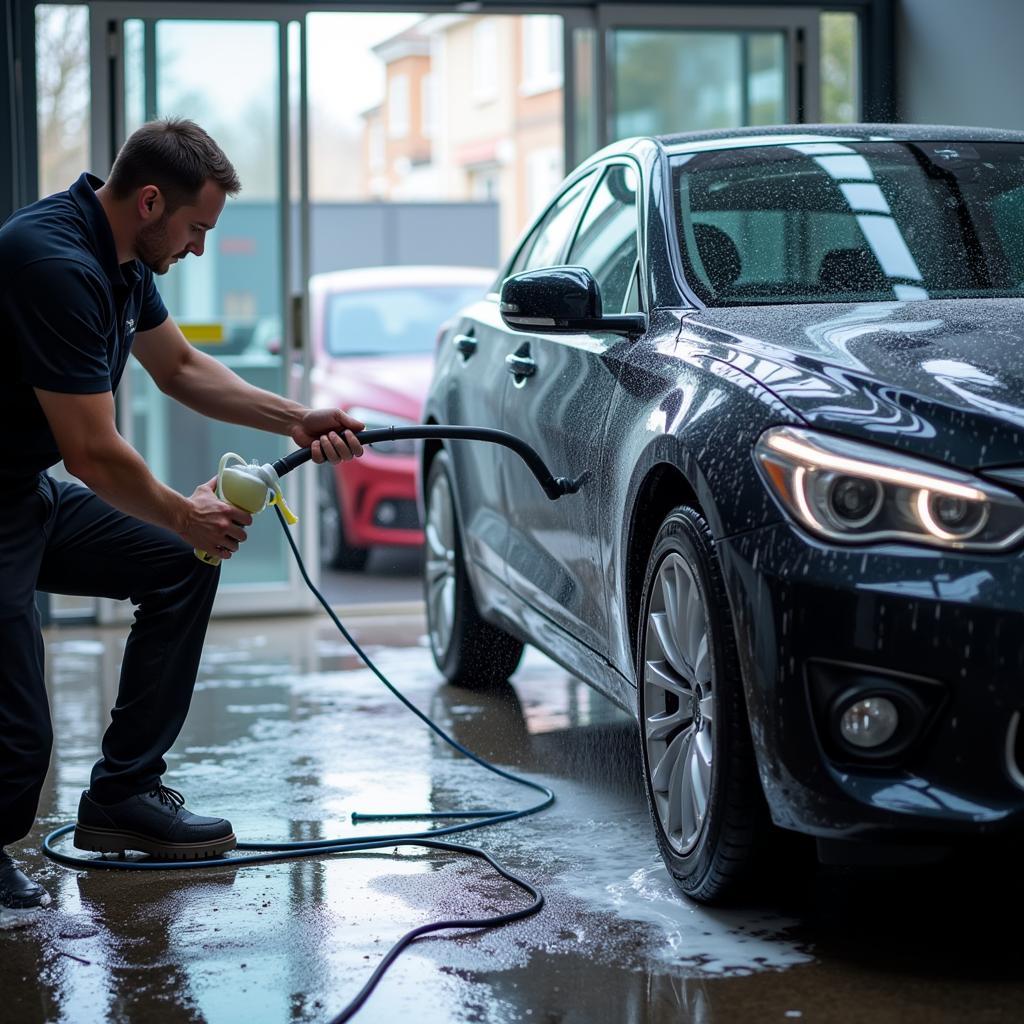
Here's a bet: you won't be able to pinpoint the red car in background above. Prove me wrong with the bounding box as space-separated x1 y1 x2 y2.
309 265 495 570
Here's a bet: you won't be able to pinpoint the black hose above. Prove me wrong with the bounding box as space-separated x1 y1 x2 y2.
272 426 579 501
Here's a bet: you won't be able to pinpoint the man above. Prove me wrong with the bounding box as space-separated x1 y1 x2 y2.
0 118 365 923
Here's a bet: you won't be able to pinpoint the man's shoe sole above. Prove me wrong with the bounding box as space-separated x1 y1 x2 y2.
73 824 237 860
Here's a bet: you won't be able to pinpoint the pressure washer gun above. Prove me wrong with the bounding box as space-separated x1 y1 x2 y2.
194 425 583 565
194 452 298 566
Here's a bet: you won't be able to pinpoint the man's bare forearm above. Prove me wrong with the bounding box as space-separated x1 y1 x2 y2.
160 346 305 436
67 433 191 536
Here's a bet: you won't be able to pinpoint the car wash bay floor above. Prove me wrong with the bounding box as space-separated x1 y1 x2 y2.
5 610 1024 1024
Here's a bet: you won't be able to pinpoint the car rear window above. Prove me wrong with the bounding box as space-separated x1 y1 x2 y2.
671 141 1024 305
325 285 487 356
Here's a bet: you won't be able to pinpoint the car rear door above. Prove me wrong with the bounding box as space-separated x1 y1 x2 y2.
437 172 599 585
500 161 645 659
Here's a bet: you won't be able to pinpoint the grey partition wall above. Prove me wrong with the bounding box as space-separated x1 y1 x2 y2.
308 202 500 276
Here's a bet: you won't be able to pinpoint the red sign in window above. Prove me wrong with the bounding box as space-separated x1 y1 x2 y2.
219 237 257 254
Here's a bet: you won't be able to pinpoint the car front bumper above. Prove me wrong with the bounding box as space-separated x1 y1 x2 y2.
336 452 422 548
718 521 1024 847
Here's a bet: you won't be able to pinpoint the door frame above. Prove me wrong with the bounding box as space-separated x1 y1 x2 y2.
88 3 316 620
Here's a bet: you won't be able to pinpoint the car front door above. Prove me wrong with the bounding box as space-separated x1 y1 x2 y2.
500 161 645 660
440 172 598 583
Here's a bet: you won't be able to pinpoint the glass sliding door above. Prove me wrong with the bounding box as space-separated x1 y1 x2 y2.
90 4 311 618
597 5 819 143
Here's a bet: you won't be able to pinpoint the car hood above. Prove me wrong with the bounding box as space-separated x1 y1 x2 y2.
313 354 433 420
680 298 1024 469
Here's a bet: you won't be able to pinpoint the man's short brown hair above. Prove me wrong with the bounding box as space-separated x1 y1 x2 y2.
106 118 241 210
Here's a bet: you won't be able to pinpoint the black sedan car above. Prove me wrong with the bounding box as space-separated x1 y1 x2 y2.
420 124 1024 903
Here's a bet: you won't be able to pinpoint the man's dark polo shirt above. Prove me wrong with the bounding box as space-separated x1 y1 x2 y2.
0 172 168 481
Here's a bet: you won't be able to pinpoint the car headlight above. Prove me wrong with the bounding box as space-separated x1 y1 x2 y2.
347 407 418 456
754 426 1024 551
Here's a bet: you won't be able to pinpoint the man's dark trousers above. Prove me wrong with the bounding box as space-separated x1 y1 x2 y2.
0 474 220 847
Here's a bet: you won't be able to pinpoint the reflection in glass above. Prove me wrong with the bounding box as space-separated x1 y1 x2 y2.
673 141 1024 305
840 182 890 214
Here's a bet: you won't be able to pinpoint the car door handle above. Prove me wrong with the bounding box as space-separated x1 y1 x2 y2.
505 353 537 378
453 333 477 358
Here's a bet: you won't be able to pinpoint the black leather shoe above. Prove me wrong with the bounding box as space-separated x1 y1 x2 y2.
74 786 237 860
0 850 50 927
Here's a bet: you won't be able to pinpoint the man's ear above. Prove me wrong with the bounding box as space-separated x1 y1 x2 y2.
137 185 165 222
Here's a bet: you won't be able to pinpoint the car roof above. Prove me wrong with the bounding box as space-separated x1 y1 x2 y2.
309 264 495 294
583 123 1024 162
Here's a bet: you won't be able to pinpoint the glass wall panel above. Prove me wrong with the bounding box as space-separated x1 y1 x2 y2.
123 19 146 134
35 4 90 198
612 29 786 139
36 4 93 619
747 33 786 125
127 20 290 587
821 11 860 123
571 26 598 163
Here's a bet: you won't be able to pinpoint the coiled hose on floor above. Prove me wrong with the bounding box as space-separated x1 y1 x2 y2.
44 426 576 1022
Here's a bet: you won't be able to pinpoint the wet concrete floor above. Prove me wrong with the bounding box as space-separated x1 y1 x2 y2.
4 608 1024 1023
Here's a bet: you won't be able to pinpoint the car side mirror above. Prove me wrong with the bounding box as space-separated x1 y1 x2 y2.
499 267 645 336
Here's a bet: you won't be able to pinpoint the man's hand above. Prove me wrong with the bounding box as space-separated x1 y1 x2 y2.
178 477 254 558
291 408 366 464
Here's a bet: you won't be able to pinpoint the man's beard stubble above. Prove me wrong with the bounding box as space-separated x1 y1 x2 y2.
136 214 174 275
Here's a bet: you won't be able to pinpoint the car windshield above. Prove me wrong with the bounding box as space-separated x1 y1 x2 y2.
671 140 1024 305
325 284 486 356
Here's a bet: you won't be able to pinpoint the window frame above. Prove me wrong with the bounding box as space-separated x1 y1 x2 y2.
565 158 645 315
496 155 650 316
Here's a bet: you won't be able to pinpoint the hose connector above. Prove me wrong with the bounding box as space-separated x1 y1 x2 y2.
260 463 299 525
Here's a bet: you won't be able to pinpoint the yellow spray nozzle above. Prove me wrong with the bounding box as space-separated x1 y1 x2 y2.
268 485 299 525
261 463 299 526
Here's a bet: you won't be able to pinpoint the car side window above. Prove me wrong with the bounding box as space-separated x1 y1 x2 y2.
566 163 640 313
509 172 596 276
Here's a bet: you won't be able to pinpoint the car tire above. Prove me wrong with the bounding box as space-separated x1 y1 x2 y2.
318 469 370 572
636 505 767 903
424 450 524 689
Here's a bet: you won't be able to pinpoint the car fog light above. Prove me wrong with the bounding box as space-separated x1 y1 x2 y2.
839 697 899 748
376 501 397 526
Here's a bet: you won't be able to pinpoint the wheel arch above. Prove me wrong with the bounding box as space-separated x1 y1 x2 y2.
623 460 705 663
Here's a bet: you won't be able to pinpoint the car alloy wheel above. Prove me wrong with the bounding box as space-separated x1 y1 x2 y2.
637 505 766 903
643 551 715 856
425 465 457 660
